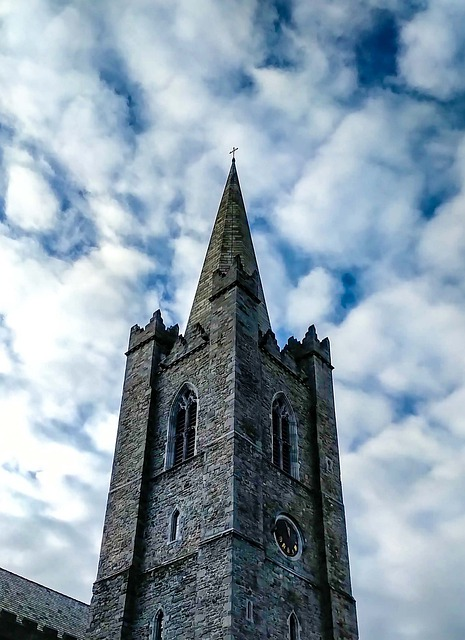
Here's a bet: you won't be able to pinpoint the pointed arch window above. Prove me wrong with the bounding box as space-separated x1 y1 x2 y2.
167 384 198 468
151 610 163 640
272 394 298 478
246 599 254 622
169 508 180 542
289 612 299 640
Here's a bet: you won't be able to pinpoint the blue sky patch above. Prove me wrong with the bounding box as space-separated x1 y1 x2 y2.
340 271 360 311
98 49 149 135
255 0 299 70
418 189 450 220
260 51 298 71
270 0 294 31
347 431 373 453
23 141 94 220
208 67 256 98
275 237 316 285
323 270 361 325
39 204 97 261
355 10 399 88
119 192 148 224
442 93 465 128
409 125 459 220
391 392 421 421
36 416 97 453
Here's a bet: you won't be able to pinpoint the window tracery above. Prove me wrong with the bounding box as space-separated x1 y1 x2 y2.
271 394 298 478
167 384 197 468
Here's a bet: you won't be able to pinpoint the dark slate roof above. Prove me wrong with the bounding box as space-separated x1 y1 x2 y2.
185 159 271 337
0 567 89 639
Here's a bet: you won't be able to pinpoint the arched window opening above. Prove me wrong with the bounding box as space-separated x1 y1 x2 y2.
289 612 299 640
169 509 180 542
271 394 298 478
152 610 163 640
246 599 254 622
167 385 198 468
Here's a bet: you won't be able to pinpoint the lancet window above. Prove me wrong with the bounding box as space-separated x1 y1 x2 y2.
152 610 163 640
289 612 299 640
169 508 180 542
272 393 298 478
167 384 197 468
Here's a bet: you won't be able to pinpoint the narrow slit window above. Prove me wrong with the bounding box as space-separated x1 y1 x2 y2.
246 599 254 622
169 509 180 542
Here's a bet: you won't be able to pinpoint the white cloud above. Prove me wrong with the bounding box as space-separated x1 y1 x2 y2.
286 267 341 335
400 0 465 100
6 162 59 231
274 96 425 267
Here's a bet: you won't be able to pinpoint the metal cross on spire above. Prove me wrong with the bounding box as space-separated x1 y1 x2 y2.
229 146 239 160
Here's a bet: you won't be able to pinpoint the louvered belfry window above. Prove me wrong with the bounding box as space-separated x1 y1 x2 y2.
172 387 197 466
272 394 297 477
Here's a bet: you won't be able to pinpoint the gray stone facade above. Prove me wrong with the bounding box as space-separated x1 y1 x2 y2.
86 160 358 639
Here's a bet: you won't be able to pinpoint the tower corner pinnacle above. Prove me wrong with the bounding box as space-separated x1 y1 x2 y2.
127 309 179 354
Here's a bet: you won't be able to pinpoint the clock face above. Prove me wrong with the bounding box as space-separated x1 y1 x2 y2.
274 516 301 558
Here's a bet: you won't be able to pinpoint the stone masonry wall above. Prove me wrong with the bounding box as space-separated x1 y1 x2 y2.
87 332 158 640
87 312 176 640
302 353 358 640
229 265 357 639
87 270 358 639
121 278 244 637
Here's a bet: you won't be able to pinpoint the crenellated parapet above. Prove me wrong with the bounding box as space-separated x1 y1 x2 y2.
259 328 301 376
259 324 332 377
127 309 179 354
0 609 80 639
284 324 332 368
0 568 88 640
161 322 209 368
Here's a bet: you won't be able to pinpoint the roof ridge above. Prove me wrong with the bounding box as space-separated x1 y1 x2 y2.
0 567 88 605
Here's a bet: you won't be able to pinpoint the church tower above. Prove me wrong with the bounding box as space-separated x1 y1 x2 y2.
86 160 358 640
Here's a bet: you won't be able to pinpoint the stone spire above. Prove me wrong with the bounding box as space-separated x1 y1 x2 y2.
185 159 271 336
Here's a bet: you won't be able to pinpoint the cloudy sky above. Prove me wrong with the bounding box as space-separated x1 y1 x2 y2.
1 0 465 638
